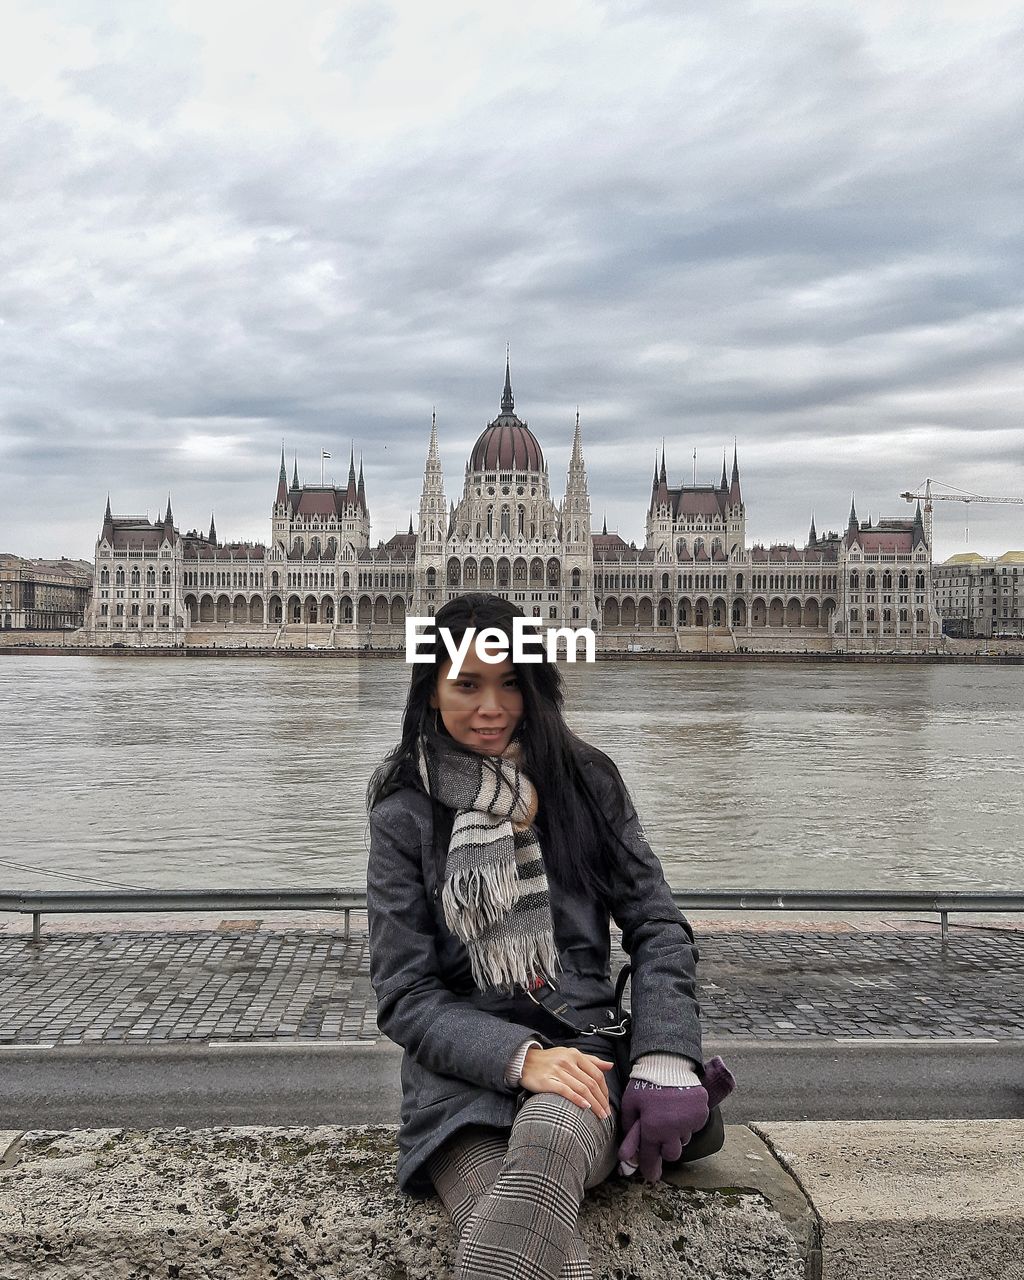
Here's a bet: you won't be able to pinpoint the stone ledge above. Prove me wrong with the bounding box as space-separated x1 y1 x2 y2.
0 1124 807 1279
753 1120 1024 1280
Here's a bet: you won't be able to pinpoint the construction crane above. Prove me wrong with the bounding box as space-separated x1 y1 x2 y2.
900 478 1024 544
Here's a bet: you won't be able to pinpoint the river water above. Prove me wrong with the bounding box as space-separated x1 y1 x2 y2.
1 656 1021 894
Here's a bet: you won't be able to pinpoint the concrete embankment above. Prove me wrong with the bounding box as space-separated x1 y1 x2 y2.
2 1121 1021 1279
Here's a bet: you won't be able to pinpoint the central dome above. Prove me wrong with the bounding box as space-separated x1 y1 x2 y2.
468 359 545 473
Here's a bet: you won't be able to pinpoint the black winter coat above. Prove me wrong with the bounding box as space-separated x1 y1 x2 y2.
366 757 703 1195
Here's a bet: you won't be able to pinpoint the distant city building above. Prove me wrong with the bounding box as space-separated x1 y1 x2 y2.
932 552 1024 638
85 361 942 651
0 556 93 630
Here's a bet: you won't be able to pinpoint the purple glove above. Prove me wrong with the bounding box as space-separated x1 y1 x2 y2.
617 1081 710 1182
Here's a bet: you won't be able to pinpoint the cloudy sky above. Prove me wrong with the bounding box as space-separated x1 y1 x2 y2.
2 0 1022 562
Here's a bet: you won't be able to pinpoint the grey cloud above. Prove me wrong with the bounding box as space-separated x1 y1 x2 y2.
2 3 1023 562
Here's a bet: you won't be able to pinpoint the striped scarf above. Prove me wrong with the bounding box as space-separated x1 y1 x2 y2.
418 732 560 995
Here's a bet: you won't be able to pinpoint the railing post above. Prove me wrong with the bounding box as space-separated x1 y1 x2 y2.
32 911 42 943
940 910 949 941
344 908 350 941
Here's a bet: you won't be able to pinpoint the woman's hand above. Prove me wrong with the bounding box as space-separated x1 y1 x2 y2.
520 1046 615 1120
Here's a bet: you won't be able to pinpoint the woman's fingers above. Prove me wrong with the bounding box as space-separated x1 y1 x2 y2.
520 1047 616 1119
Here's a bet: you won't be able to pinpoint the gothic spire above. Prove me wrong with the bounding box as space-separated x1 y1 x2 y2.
408 513 414 535
808 513 817 545
104 493 112 522
357 456 366 513
729 440 742 503
291 457 299 489
602 513 608 536
209 512 217 546
164 495 173 525
569 408 584 471
277 445 288 505
427 408 441 467
501 347 514 414
848 496 858 529
720 450 728 490
659 443 667 486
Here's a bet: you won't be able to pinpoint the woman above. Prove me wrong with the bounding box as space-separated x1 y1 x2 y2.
366 594 732 1280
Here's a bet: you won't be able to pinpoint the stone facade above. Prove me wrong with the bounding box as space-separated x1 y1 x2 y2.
933 551 1024 638
0 555 92 630
84 363 942 651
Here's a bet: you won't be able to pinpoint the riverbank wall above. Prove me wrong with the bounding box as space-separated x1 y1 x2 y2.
2 1121 1020 1279
3 641 1023 663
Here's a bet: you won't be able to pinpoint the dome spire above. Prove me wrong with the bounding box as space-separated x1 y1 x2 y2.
501 345 514 413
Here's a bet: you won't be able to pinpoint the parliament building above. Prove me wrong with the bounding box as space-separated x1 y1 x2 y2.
85 361 942 652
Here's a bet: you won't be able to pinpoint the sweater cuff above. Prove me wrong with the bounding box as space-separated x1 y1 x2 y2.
630 1052 702 1087
505 1038 544 1087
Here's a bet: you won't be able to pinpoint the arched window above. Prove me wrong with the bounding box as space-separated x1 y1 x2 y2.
899 571 909 590
426 567 437 587
161 568 171 586
915 571 925 590
866 571 876 590
115 568 125 587
736 572 744 590
146 567 155 586
572 568 581 589
500 508 510 538
518 507 525 536
131 568 140 586
676 538 687 558
487 507 493 537
882 571 892 590
850 571 859 590
100 567 110 585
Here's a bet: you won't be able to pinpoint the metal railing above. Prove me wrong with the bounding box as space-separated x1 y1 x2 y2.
2 888 1021 943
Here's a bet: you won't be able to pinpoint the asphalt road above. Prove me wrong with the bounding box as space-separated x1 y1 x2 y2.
1 1039 1021 1130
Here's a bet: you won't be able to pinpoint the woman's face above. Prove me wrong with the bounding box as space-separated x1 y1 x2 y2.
429 651 524 756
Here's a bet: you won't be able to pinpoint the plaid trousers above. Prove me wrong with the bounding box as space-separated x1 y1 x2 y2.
426 1092 619 1280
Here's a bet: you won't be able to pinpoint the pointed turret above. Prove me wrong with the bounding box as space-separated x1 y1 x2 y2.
408 514 414 536
501 349 514 414
291 457 300 490
655 444 670 509
209 513 217 546
276 446 288 505
602 514 608 536
808 514 817 546
102 494 113 542
913 500 925 546
569 408 584 471
427 409 441 469
343 445 357 507
848 496 859 531
729 441 741 504
164 496 173 526
720 451 728 490
357 457 366 513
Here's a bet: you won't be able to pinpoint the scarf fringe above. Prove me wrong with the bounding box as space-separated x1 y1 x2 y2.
465 932 561 995
441 855 519 940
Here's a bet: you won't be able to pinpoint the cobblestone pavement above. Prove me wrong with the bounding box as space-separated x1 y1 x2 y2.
0 925 1021 1046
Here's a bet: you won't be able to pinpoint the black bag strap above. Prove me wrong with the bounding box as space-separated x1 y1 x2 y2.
525 964 632 1041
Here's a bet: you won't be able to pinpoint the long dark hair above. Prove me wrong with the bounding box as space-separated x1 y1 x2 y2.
367 593 630 898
